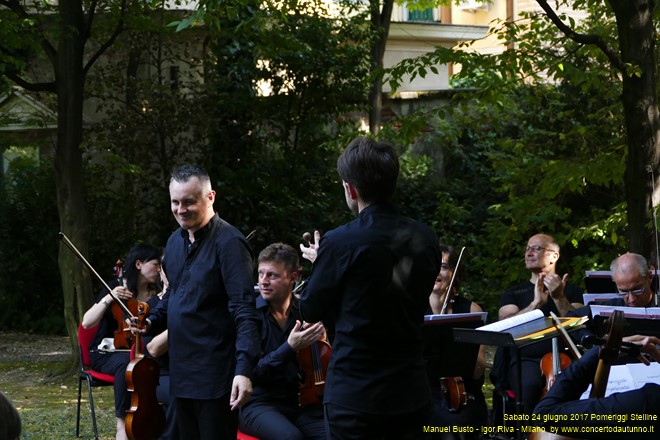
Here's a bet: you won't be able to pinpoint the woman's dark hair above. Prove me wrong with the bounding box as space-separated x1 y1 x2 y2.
123 243 162 294
439 244 463 289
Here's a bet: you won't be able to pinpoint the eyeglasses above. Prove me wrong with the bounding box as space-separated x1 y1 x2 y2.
525 245 558 254
615 286 646 296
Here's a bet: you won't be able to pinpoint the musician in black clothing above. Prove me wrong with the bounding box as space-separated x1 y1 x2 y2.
568 252 656 345
426 245 487 438
533 335 660 439
239 243 325 440
491 234 584 415
300 137 441 439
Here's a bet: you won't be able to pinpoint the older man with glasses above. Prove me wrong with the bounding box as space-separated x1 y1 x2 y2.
491 233 585 416
610 252 656 307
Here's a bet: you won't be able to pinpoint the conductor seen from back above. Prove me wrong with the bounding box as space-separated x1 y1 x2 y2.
139 165 261 440
299 137 442 439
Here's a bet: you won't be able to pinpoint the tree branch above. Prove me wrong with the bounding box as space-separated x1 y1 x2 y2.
3 69 56 93
536 0 626 72
0 0 58 63
82 0 128 76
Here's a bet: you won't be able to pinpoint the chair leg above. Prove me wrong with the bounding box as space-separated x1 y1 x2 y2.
86 380 100 440
76 376 83 437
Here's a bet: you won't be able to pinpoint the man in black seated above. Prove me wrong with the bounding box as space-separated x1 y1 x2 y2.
571 252 655 317
491 233 584 415
533 335 660 439
567 252 657 348
239 243 326 440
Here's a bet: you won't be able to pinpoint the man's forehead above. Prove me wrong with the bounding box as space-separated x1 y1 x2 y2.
170 178 203 195
613 268 644 283
528 236 551 246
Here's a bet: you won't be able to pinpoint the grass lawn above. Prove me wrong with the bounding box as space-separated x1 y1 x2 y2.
1 332 497 439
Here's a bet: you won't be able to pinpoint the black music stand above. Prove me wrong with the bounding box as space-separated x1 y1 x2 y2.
423 315 484 379
453 317 584 440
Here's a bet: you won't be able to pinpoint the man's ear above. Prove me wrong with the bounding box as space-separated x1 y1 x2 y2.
344 182 358 200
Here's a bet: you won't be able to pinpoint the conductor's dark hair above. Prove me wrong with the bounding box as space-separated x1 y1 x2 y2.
336 137 399 204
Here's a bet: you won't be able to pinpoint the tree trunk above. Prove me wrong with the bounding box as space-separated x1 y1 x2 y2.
609 0 660 256
54 2 93 366
368 0 394 135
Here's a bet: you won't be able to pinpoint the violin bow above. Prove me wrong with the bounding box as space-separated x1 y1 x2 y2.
59 232 134 318
440 246 466 315
549 311 582 359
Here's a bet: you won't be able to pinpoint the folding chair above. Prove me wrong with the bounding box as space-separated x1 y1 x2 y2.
76 323 115 439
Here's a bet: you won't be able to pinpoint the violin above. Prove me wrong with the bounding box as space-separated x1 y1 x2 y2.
438 246 468 412
125 302 166 440
539 311 583 396
540 338 572 396
297 331 331 408
111 258 139 349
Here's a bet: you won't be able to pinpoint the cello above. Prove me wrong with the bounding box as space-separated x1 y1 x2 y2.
125 302 166 440
438 246 468 412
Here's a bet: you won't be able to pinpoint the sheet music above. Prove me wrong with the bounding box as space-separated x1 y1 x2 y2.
582 293 619 304
591 305 660 319
476 309 544 332
580 362 660 399
424 312 487 322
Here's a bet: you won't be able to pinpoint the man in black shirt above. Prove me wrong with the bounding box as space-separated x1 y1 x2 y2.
300 137 441 439
140 165 260 440
493 233 584 415
239 243 326 440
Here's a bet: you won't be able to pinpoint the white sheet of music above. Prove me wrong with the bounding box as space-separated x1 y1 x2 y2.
590 305 660 319
476 309 543 332
579 362 660 399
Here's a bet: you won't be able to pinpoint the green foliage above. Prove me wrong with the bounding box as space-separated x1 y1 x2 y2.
0 155 63 333
380 2 632 316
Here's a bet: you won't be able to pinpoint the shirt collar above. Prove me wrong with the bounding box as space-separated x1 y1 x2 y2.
178 213 219 241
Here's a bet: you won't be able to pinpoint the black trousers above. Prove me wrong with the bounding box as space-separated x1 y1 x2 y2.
324 401 433 440
239 399 325 440
175 395 238 440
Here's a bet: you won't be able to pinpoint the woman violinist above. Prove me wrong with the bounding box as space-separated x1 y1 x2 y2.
81 244 163 440
427 244 488 439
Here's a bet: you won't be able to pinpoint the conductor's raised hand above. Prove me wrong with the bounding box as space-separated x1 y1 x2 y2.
300 230 321 264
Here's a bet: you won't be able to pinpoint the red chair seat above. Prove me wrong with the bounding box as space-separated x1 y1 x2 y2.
85 368 115 383
237 430 261 440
